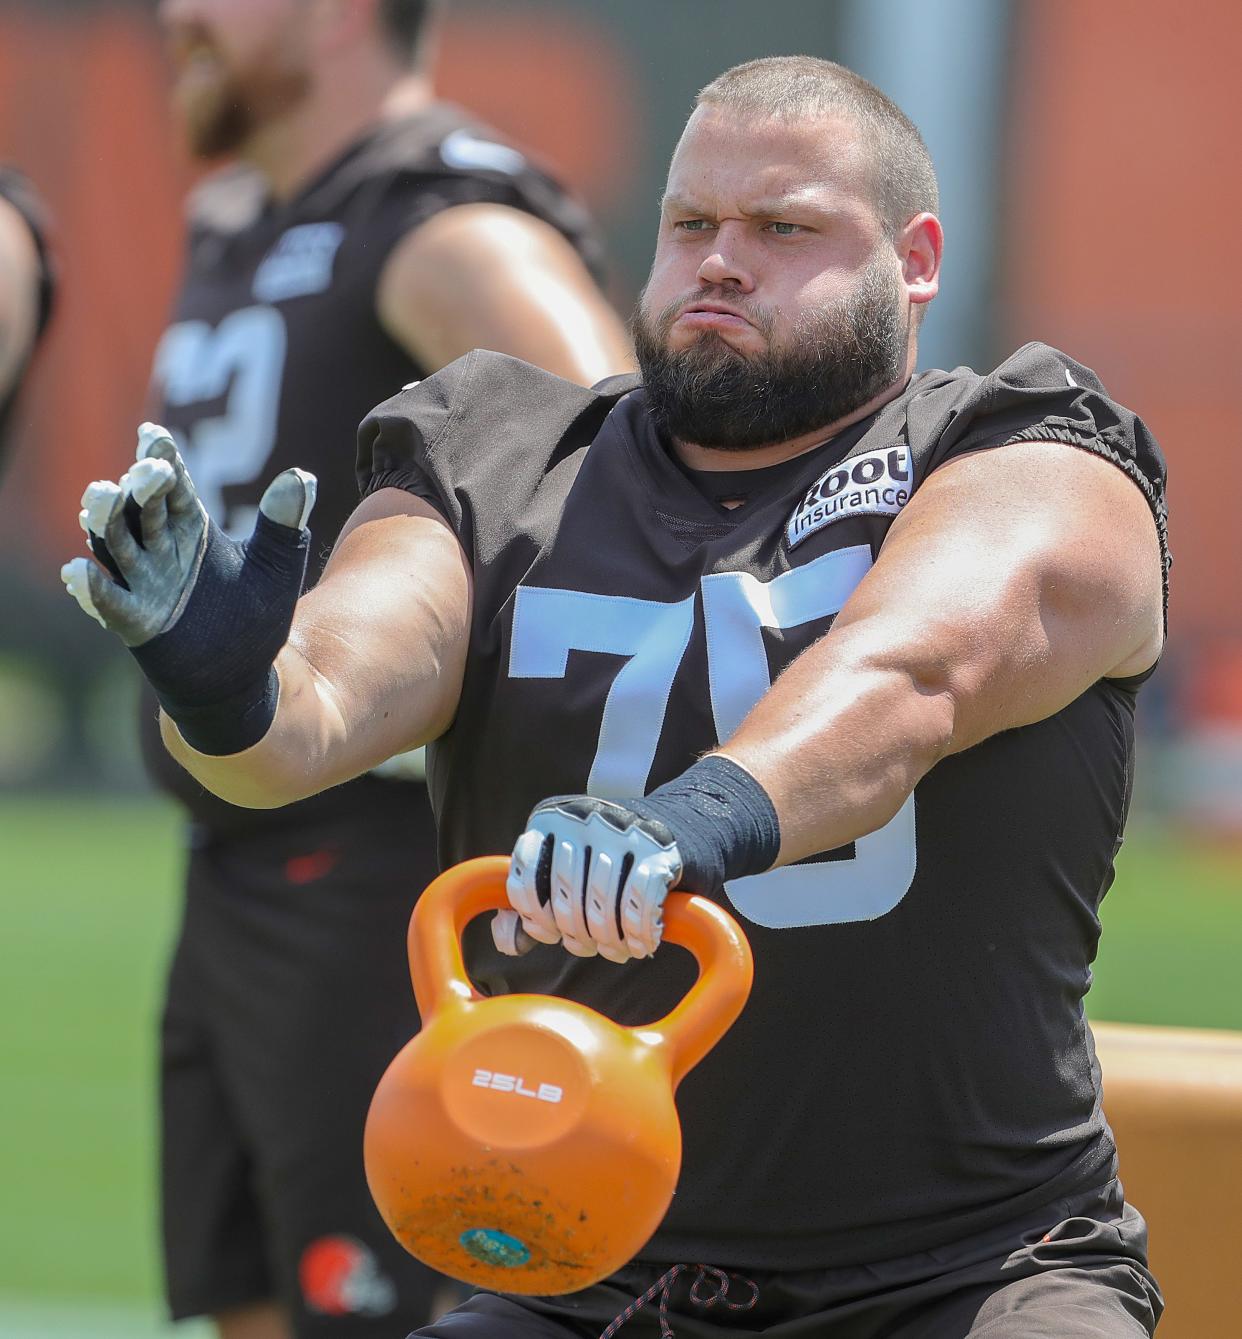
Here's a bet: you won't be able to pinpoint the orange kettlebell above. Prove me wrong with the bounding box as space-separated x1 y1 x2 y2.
364 856 753 1295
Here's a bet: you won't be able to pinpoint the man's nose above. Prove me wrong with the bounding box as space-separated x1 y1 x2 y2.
696 229 756 292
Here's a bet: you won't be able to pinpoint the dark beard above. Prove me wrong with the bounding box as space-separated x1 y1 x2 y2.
178 38 311 160
632 262 906 451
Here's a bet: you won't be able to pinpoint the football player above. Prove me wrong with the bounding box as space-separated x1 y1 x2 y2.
89 1 632 1337
65 55 1167 1339
0 167 55 476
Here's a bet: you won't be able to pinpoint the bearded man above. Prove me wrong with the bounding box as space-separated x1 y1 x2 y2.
98 2 631 1337
66 55 1167 1339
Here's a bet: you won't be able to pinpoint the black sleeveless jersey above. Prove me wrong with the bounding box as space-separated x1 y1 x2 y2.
356 342 1169 1269
143 107 601 831
0 167 57 470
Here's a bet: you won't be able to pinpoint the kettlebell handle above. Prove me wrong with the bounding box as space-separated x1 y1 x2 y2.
407 857 753 1085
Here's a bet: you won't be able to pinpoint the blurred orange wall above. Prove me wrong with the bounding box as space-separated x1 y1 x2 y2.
1004 0 1242 641
0 5 633 581
0 8 186 567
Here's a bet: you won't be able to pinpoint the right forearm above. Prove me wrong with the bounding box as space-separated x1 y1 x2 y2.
64 429 470 809
157 645 405 808
159 701 305 809
160 502 471 807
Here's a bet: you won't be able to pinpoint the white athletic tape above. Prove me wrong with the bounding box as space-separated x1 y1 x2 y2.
127 456 174 505
60 558 106 627
79 481 121 537
290 467 317 528
490 908 540 957
136 421 176 460
259 467 318 530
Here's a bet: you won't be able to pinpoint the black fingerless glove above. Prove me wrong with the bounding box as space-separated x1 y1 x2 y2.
131 512 310 755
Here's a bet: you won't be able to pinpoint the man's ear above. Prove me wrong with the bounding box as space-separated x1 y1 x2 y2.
899 212 943 312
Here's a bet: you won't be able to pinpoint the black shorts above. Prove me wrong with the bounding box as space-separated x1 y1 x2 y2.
409 1179 1161 1338
160 781 451 1335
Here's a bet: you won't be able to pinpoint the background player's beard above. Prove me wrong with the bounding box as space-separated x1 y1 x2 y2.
173 27 312 161
633 260 907 452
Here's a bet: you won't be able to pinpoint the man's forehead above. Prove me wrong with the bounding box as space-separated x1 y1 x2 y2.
666 104 869 202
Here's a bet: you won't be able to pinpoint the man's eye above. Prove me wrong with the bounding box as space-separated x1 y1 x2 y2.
767 221 802 236
674 219 712 233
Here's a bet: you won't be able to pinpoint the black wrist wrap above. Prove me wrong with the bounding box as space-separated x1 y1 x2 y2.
131 511 309 755
146 668 280 757
631 754 781 896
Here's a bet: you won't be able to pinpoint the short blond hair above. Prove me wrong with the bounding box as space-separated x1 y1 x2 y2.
697 56 939 238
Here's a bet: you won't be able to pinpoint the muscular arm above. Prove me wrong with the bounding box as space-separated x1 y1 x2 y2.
377 202 635 385
160 489 472 808
0 194 40 407
719 443 1165 866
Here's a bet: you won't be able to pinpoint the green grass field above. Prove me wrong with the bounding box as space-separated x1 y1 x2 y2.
1 794 1239 1330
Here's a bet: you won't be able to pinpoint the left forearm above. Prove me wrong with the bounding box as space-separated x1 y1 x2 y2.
719 629 957 866
719 444 1164 868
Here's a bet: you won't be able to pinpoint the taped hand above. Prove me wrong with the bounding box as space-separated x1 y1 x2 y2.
61 423 317 754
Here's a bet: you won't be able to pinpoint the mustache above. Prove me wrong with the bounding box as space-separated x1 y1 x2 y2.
632 259 906 452
641 287 776 341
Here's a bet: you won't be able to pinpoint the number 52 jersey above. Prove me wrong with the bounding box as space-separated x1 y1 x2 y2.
358 344 1169 1272
141 107 600 828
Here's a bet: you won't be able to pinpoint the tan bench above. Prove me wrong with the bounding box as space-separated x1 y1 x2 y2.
1092 1021 1242 1338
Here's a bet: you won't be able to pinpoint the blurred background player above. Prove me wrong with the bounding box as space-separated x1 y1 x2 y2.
0 166 56 477
145 2 633 1337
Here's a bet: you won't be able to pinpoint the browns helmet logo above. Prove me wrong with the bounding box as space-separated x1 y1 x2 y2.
299 1235 396 1316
